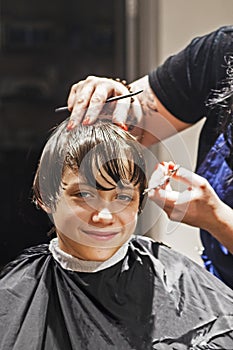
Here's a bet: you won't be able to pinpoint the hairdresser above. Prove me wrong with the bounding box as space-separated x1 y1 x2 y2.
63 26 233 289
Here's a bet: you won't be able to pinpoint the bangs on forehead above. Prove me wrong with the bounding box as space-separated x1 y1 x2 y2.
67 137 143 190
83 151 141 190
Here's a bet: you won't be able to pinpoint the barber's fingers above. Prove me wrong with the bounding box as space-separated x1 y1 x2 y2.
172 165 208 188
111 99 131 126
148 187 180 208
123 96 143 128
148 163 166 188
148 166 204 208
67 76 129 128
148 186 195 222
67 79 95 124
148 161 176 189
83 82 130 125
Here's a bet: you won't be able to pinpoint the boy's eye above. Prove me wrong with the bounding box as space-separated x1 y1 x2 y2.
116 194 133 202
75 191 94 199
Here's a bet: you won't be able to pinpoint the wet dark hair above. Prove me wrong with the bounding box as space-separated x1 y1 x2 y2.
206 54 233 167
33 119 147 212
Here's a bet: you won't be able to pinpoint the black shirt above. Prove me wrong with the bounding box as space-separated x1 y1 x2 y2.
149 25 233 168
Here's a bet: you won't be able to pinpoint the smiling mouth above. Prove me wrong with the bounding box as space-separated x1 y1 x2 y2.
82 230 120 241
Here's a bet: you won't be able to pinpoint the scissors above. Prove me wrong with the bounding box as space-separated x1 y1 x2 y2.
143 164 180 195
55 89 143 112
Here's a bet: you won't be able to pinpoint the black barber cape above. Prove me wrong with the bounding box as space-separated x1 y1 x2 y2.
0 236 233 350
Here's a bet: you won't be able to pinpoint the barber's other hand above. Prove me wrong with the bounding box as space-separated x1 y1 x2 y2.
148 163 223 231
66 76 142 130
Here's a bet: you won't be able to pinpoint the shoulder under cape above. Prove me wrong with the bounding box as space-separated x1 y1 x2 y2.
0 236 233 349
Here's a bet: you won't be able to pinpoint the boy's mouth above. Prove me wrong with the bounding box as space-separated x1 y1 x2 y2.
82 229 120 241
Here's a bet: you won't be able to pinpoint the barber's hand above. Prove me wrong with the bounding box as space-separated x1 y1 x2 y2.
147 162 223 231
66 76 142 131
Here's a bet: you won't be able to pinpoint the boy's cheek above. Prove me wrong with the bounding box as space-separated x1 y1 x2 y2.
123 212 138 229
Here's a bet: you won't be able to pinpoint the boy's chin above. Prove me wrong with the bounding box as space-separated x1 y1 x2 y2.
57 231 132 261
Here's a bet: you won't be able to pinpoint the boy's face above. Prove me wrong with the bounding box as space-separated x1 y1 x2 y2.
51 167 140 261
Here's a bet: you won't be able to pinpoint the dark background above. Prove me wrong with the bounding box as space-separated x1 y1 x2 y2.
0 0 126 266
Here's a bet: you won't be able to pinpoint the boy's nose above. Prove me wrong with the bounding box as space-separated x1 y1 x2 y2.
92 207 113 223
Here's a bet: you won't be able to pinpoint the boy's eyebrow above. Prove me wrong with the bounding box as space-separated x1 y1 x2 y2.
62 181 102 192
62 181 136 191
62 181 85 190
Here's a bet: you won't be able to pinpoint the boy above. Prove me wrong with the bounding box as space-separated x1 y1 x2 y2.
0 120 232 349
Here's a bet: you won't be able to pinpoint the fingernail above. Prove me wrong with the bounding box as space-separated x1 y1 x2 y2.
168 163 175 170
67 120 75 131
114 122 128 131
82 116 90 125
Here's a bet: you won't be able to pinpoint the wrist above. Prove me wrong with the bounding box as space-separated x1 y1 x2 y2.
205 200 233 253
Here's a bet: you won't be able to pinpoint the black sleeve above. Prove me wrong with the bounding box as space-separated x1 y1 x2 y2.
149 26 233 123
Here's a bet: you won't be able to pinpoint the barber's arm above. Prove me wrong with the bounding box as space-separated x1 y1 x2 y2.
147 162 233 253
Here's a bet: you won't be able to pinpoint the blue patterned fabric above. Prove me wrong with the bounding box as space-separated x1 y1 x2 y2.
197 132 233 289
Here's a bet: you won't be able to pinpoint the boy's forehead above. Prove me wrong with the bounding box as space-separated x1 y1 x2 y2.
62 168 88 188
62 167 136 190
